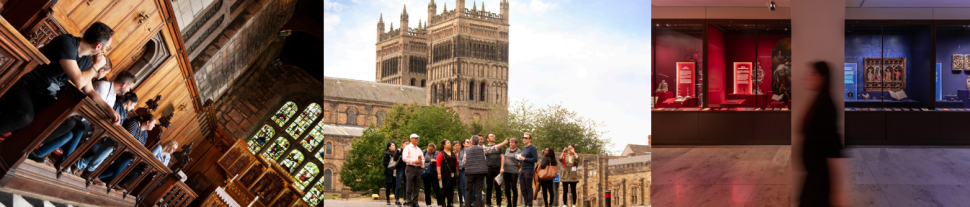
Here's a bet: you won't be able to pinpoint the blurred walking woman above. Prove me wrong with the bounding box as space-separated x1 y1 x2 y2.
799 61 849 207
560 145 580 207
384 142 400 205
437 139 458 207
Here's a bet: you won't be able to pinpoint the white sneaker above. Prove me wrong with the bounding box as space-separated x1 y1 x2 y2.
562 205 567 207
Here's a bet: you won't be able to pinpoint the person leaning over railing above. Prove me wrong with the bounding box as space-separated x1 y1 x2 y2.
113 139 177 190
72 92 141 177
94 114 156 186
0 22 119 137
27 72 136 170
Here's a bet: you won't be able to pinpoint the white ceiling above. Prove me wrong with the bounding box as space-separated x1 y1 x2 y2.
848 0 970 7
652 0 791 7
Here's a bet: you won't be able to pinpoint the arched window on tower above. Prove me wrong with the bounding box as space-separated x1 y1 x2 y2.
301 121 325 151
296 163 320 190
280 151 305 173
480 83 486 102
421 80 426 87
262 137 289 161
410 78 416 86
247 125 275 153
469 81 475 101
323 168 332 190
271 102 299 126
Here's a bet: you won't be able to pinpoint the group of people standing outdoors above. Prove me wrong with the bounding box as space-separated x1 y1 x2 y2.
384 133 583 207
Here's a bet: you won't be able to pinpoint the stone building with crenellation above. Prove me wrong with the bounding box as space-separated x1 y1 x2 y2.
375 0 510 123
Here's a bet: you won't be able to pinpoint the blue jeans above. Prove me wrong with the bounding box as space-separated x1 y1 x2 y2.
458 170 466 203
75 140 115 171
36 119 89 159
98 152 132 183
396 166 407 201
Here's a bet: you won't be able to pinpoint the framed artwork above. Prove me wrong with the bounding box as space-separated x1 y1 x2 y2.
954 54 965 71
863 58 906 92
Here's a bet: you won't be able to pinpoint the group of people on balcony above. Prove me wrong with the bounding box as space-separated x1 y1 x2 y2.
0 22 177 190
385 133 583 207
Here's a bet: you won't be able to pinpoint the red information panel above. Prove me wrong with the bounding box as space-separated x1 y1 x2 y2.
734 62 753 94
676 62 695 97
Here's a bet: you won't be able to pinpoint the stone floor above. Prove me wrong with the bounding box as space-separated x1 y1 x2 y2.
650 146 970 207
650 145 791 207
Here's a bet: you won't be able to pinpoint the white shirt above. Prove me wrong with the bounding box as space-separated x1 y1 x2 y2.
92 80 116 108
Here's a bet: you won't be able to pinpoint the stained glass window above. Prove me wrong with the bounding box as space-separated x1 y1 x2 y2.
247 125 275 153
303 182 325 206
296 163 320 190
300 121 324 150
280 151 304 173
271 102 299 126
316 147 325 161
262 137 289 161
286 103 321 137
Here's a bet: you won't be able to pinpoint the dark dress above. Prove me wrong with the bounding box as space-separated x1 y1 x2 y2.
439 152 458 187
799 92 844 207
384 151 397 184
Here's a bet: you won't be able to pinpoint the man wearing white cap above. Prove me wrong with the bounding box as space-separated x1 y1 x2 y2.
402 134 425 207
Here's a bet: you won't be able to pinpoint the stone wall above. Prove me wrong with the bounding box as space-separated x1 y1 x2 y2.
322 135 353 194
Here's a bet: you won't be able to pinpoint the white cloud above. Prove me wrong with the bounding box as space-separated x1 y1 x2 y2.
323 12 341 33
529 0 557 13
324 0 344 12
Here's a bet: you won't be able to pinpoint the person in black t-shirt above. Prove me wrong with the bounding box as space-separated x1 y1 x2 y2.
798 61 849 207
0 22 118 136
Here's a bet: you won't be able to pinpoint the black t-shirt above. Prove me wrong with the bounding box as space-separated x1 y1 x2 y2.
801 92 844 175
20 34 93 97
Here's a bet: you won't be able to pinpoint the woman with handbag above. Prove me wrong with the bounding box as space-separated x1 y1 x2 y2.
535 147 558 207
384 142 400 205
437 140 458 207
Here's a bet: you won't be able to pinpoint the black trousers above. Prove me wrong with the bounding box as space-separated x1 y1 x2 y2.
386 182 396 203
465 174 486 207
423 176 441 205
406 166 423 207
562 182 577 206
540 180 554 206
0 82 58 136
503 173 519 207
486 170 502 206
441 186 454 206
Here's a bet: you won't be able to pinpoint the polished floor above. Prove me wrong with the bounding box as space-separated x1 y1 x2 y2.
651 146 970 207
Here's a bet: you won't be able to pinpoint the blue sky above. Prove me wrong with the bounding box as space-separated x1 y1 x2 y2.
324 0 652 154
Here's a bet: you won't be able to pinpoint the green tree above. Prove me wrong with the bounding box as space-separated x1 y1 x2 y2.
338 126 388 194
475 101 613 154
339 104 469 193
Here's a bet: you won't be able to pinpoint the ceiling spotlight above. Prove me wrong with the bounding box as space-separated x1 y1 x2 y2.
768 1 776 11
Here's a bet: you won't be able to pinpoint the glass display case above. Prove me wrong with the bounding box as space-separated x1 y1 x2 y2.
653 20 704 108
652 19 792 110
844 21 933 108
935 21 970 109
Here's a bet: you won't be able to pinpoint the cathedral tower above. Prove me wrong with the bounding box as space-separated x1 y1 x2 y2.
425 0 510 122
376 4 429 87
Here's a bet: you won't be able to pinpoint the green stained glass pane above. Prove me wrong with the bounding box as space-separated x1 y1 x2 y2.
303 182 325 205
280 151 304 173
286 103 321 137
294 162 319 190
262 137 289 161
247 125 275 153
300 121 325 150
272 102 299 126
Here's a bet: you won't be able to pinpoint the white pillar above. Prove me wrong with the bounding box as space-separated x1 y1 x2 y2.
791 0 845 204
